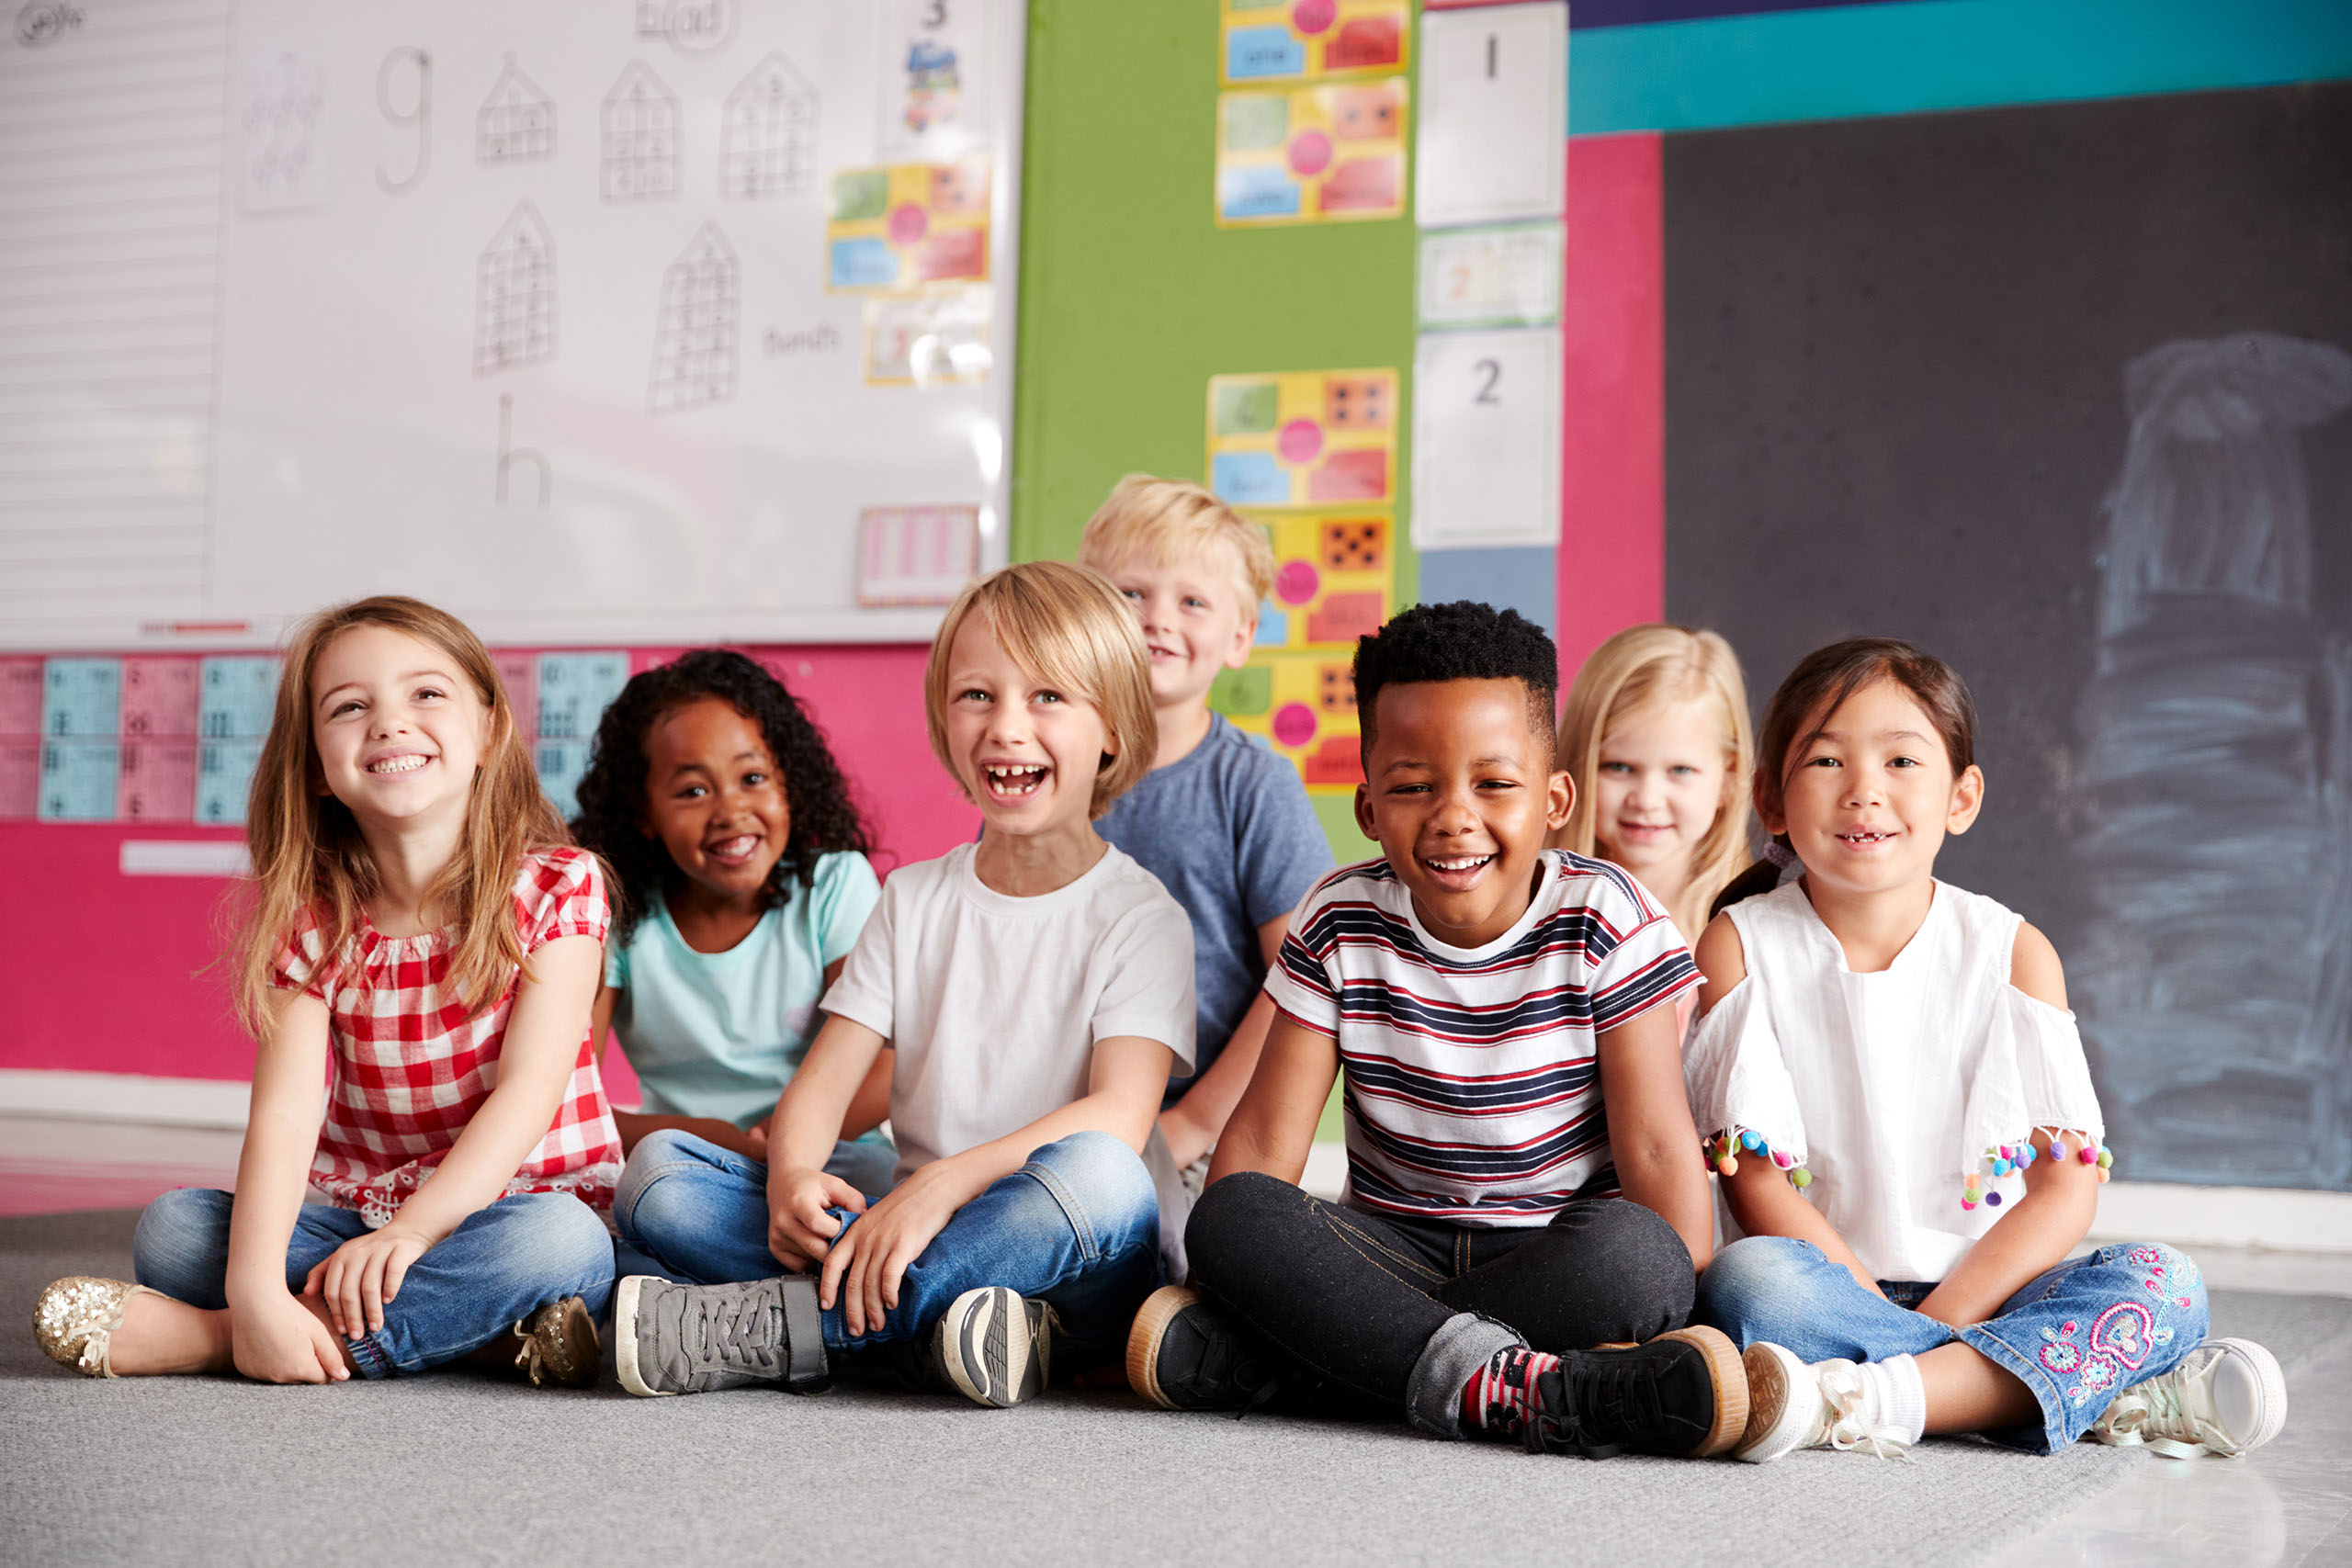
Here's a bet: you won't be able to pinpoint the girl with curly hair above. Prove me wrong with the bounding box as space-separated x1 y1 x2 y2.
572 649 895 1195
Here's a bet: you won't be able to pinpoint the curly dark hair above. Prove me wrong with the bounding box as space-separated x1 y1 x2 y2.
572 649 874 946
1353 601 1559 759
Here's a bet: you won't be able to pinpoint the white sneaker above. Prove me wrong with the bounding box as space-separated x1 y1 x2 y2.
1734 1343 1913 1462
2090 1337 2287 1458
933 1285 1053 1408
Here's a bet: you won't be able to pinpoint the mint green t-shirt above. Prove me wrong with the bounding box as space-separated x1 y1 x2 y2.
605 851 883 1128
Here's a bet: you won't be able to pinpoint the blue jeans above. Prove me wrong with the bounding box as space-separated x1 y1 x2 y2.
131 1188 617 1379
615 1127 1162 1363
611 1136 899 1281
1696 1235 2211 1452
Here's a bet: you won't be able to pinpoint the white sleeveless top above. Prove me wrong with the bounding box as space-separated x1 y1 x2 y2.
1683 880 2104 1283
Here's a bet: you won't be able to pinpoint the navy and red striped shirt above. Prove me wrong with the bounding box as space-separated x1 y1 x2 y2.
1265 850 1699 1228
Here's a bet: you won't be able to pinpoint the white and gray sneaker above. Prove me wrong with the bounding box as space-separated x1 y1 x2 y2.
1734 1344 1912 1462
935 1285 1054 1408
2091 1337 2287 1458
613 1275 829 1398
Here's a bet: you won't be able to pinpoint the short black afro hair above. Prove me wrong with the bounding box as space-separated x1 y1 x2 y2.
1354 601 1558 760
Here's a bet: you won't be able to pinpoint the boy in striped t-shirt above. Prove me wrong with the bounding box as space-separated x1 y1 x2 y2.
1126 602 1750 1460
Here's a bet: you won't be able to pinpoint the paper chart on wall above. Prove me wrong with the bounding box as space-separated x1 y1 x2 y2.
1418 222 1562 330
1216 78 1408 227
1415 2 1567 229
1411 328 1562 549
1219 0 1409 85
827 159 991 290
876 0 991 161
1207 368 1397 509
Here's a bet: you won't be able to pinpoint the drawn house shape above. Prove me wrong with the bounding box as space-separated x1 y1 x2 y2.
474 201 557 375
601 60 681 203
649 222 739 413
477 54 555 165
720 51 818 198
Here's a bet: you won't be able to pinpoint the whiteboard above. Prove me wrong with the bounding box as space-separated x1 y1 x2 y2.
0 0 1023 650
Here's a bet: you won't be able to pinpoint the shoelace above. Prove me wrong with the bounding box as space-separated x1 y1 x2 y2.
1816 1364 1914 1461
1521 1358 1675 1459
2097 1376 2222 1459
694 1289 785 1375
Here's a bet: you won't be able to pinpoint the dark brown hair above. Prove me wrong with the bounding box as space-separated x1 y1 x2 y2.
1753 637 1977 837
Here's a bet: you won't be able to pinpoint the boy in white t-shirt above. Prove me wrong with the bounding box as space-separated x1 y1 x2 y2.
615 562 1194 1409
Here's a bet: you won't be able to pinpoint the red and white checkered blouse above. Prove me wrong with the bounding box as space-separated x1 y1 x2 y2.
273 845 623 1227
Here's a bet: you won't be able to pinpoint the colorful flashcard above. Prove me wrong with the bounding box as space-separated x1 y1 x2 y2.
119 739 198 824
1207 367 1397 509
39 738 120 821
0 739 37 818
119 657 202 739
1418 221 1562 330
198 656 279 739
865 287 993 386
535 652 630 741
41 658 120 739
827 159 990 291
1220 0 1408 85
1215 78 1407 227
0 657 43 735
876 0 991 161
1249 510 1395 650
196 739 266 825
858 506 981 606
1209 650 1364 791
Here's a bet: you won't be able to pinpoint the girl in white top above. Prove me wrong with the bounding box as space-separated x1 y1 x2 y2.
1687 638 2284 1462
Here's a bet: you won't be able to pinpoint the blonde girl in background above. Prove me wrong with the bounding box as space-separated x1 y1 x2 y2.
1553 626 1756 1026
36 596 620 1388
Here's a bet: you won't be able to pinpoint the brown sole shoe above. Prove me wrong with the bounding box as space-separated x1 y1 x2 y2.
1125 1285 1203 1410
1654 1325 1749 1457
514 1295 600 1388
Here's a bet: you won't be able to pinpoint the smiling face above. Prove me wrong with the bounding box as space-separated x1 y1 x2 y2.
1767 677 1983 899
640 696 789 911
1590 697 1729 886
309 623 492 833
1355 677 1573 949
940 610 1115 840
1096 546 1255 710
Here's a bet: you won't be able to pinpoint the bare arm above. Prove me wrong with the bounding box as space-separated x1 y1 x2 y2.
1160 915 1291 1168
222 988 352 1382
1915 923 2098 1325
1695 914 1885 1294
1204 1010 1337 1190
1597 1000 1716 1272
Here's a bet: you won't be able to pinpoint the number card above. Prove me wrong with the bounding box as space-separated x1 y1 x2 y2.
119 657 201 740
827 159 990 291
41 658 120 739
119 740 199 824
1411 328 1561 548
494 651 539 739
877 0 992 161
198 657 280 739
1415 3 1566 228
1215 78 1407 227
1206 367 1397 509
196 740 266 825
39 738 119 822
1418 221 1562 330
1219 0 1408 85
536 650 630 821
0 739 37 819
0 657 44 736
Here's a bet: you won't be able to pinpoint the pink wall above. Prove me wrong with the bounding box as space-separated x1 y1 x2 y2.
1558 131 1667 683
0 643 978 1087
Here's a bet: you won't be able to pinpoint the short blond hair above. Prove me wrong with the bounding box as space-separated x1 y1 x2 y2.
925 561 1159 818
1554 624 1755 935
1077 473 1276 607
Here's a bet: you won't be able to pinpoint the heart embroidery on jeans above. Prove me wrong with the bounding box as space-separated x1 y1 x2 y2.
2091 1302 2156 1372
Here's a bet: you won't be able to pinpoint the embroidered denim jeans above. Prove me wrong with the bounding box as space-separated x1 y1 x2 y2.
614 1127 1162 1364
132 1187 617 1378
1696 1234 2211 1451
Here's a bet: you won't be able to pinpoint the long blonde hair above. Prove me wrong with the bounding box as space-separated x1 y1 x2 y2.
924 561 1159 818
1554 624 1754 935
230 596 565 1036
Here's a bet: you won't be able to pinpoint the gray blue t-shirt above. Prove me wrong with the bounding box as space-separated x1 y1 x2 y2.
1094 715 1334 1108
604 850 882 1128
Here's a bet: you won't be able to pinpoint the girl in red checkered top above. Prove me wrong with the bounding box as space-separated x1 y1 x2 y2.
35 597 622 1389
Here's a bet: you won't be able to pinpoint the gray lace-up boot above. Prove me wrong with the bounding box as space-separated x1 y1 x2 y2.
613 1275 829 1398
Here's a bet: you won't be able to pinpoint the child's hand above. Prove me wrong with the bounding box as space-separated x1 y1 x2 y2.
303 1224 432 1339
768 1167 865 1269
820 1161 966 1337
232 1292 350 1384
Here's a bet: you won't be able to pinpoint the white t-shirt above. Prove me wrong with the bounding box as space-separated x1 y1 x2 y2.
819 840 1196 1259
1683 879 2104 1283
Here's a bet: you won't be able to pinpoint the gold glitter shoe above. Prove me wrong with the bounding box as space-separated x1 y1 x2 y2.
511 1295 599 1388
33 1276 163 1378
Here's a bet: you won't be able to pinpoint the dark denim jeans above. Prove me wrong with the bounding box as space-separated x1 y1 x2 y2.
132 1187 616 1378
615 1127 1162 1364
1696 1235 2212 1451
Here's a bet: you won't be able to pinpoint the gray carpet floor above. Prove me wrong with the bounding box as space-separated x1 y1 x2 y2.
6 1209 2350 1568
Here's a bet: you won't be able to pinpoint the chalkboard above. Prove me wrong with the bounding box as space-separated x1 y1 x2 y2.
0 0 1023 651
1663 83 2352 1189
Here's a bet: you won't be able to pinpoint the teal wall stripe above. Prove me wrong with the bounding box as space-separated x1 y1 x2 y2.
1570 0 2352 134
